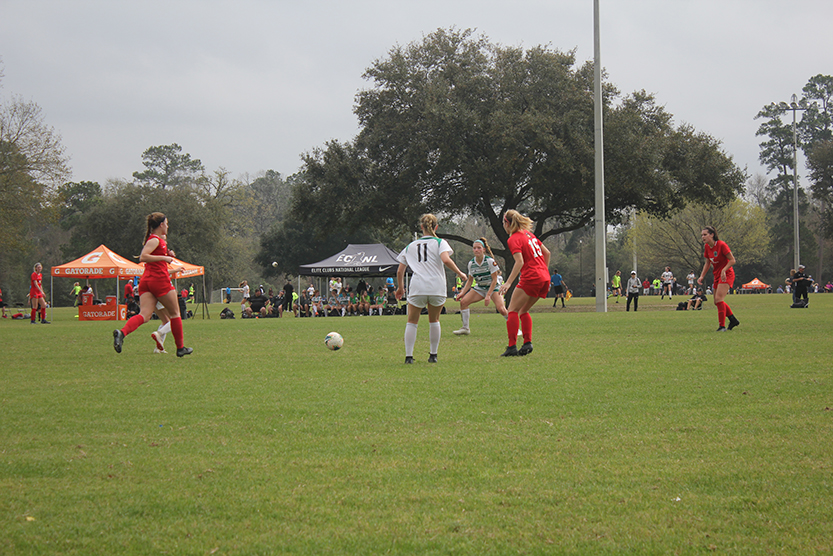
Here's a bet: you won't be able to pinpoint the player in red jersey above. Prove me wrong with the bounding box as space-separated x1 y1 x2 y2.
697 226 739 332
29 262 49 324
113 212 192 357
498 210 551 356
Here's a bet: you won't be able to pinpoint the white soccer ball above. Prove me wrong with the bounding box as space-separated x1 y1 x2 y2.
324 331 344 351
272 261 278 267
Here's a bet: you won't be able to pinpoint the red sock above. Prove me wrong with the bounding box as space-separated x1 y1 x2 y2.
520 313 532 343
170 316 184 349
121 314 146 336
31 309 36 322
506 312 519 346
716 302 726 327
40 307 46 321
724 302 733 317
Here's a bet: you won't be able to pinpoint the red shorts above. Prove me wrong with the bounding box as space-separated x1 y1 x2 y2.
138 276 174 299
29 290 44 299
714 268 735 287
517 275 551 299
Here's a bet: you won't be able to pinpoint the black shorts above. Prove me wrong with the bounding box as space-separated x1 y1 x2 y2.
553 285 564 295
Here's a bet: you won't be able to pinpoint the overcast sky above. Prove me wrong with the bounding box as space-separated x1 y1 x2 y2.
1 0 831 188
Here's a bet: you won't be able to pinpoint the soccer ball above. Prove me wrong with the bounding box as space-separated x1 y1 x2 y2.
324 331 344 351
272 262 278 267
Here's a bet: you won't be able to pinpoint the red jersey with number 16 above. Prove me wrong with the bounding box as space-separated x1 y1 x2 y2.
507 230 549 281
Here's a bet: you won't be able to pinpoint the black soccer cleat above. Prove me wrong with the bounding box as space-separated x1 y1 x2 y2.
113 329 124 353
404 356 414 364
176 347 193 358
727 315 740 330
41 320 50 324
428 354 438 363
518 342 534 356
501 345 519 357
716 326 727 332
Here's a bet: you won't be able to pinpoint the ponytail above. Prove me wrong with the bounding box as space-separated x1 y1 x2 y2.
419 213 439 237
144 212 166 244
503 209 533 234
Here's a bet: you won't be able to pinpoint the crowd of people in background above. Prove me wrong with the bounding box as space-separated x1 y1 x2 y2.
233 277 406 319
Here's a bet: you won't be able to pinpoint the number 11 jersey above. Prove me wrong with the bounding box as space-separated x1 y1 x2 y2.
397 236 453 296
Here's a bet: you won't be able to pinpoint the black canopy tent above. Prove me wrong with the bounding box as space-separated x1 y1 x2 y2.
298 243 405 277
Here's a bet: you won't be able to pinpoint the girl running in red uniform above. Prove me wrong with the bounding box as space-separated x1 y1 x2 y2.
697 226 740 332
113 212 193 356
498 210 551 356
29 263 49 324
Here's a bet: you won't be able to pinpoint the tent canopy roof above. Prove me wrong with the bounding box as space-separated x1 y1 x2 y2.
298 243 402 277
52 244 204 280
741 278 770 289
51 244 144 279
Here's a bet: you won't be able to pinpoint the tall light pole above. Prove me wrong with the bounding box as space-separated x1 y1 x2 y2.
579 239 583 297
780 94 811 269
593 0 607 312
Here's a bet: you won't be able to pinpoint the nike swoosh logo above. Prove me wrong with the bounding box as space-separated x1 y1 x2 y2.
379 266 392 272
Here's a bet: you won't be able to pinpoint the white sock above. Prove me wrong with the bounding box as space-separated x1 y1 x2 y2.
404 323 418 357
429 321 441 355
461 309 470 329
158 321 171 344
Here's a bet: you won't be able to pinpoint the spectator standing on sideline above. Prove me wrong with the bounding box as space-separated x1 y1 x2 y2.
641 277 650 296
651 277 661 295
610 270 622 303
283 280 294 315
71 282 82 307
239 280 250 313
550 269 567 308
661 267 674 299
793 264 811 306
124 280 134 304
626 271 641 312
686 270 696 294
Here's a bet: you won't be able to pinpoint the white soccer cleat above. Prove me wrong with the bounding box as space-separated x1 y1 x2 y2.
453 327 470 335
151 331 165 352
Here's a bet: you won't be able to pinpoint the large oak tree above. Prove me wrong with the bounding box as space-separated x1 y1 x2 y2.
293 28 745 271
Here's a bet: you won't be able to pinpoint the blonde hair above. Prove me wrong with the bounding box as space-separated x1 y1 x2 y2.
419 214 439 237
503 209 533 234
144 212 167 244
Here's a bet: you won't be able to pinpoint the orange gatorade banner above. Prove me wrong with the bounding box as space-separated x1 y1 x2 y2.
79 303 127 321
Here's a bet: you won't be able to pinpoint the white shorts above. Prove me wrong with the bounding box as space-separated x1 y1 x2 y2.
407 294 446 308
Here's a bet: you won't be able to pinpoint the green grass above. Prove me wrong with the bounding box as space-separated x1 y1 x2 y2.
2 294 832 555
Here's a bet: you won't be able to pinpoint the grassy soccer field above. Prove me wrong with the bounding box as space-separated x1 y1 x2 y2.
2 294 832 555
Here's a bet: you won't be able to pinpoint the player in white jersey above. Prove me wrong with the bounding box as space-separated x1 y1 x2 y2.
453 237 508 335
395 214 467 364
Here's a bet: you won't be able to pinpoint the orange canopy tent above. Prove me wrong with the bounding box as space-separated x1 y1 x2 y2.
50 245 146 320
50 245 206 319
741 278 770 290
51 244 145 280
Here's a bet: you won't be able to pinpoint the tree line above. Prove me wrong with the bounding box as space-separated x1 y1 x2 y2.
3 34 830 306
